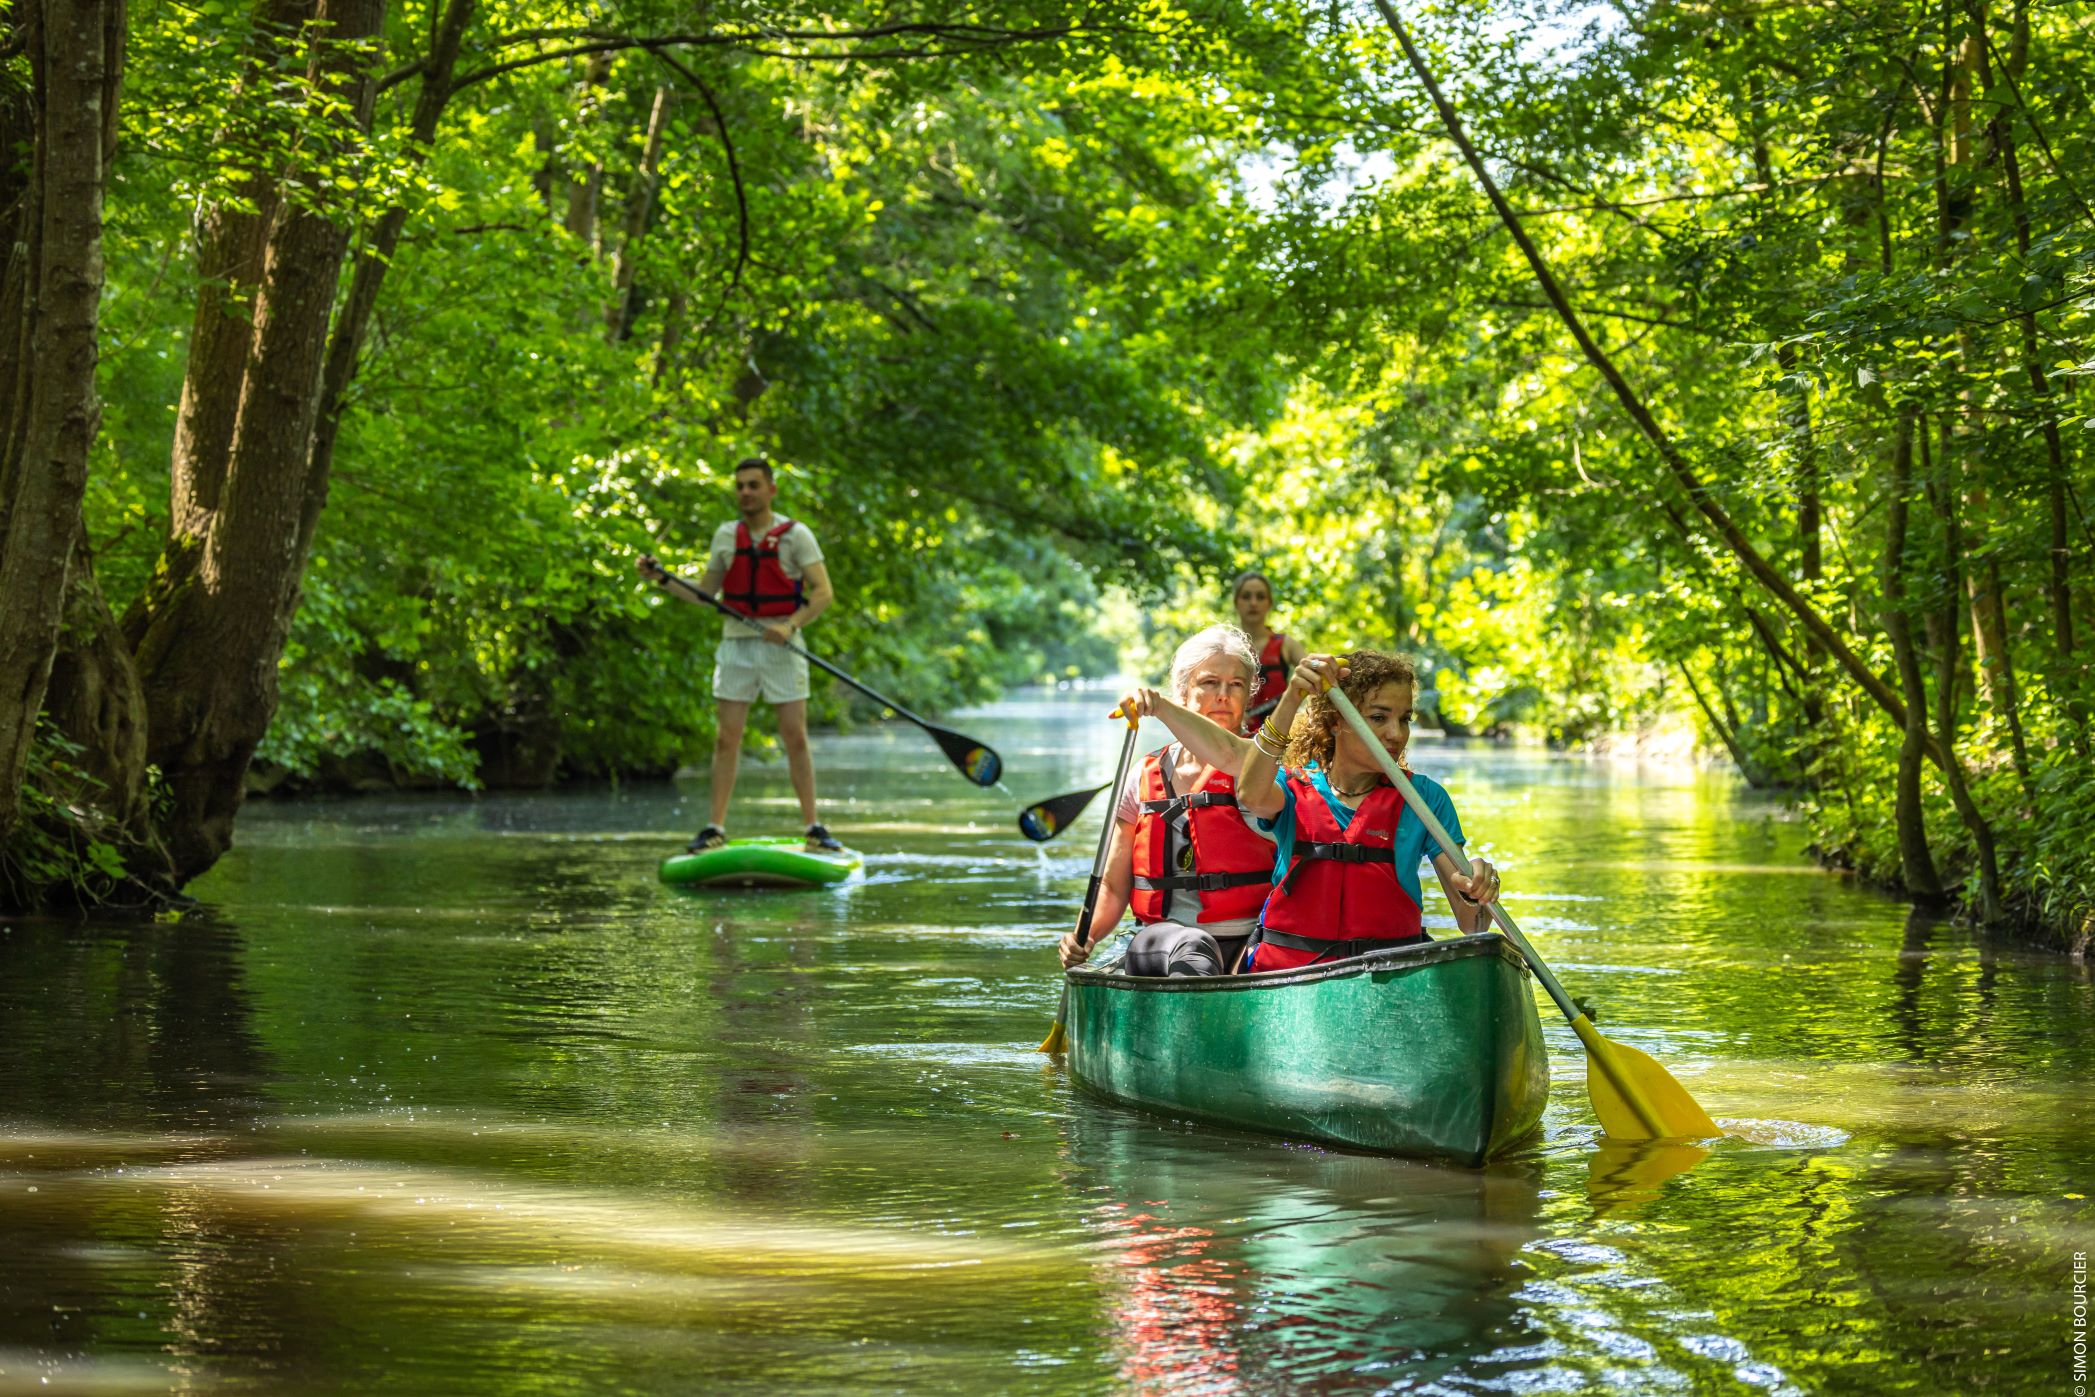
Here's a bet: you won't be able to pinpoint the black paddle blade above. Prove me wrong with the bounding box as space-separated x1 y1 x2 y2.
1017 783 1110 842
929 725 1001 787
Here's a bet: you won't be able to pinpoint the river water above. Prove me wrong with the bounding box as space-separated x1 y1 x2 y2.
2 690 2089 1393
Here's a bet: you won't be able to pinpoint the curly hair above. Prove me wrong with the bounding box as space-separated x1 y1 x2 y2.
1282 651 1419 770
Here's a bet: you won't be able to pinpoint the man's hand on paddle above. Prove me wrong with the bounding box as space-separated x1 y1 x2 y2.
1058 926 1093 969
636 554 667 585
761 621 796 646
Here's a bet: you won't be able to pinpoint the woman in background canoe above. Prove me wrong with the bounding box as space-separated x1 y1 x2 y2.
1123 650 1500 974
1232 571 1306 732
1056 625 1275 978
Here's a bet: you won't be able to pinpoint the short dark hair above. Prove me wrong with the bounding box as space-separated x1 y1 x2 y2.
734 456 775 482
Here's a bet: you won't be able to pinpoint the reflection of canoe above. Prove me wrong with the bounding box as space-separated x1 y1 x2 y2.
1064 933 1547 1164
658 838 862 889
1058 1108 1546 1388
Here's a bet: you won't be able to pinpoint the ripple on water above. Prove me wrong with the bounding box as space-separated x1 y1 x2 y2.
1714 1119 1852 1150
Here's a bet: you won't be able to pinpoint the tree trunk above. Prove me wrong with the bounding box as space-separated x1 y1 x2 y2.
563 53 614 252
38 525 172 898
1921 419 2005 922
1746 76 1823 598
299 0 477 564
1935 0 2035 793
652 288 689 386
1881 409 1945 904
130 0 389 880
0 0 124 848
607 85 673 341
1972 0 2083 736
160 0 317 577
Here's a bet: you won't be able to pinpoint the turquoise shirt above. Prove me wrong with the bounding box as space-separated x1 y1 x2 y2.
1249 763 1465 910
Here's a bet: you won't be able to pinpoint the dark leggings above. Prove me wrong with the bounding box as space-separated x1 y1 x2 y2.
1125 923 1248 977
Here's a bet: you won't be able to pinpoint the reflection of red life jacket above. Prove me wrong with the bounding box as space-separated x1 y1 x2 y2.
1247 633 1289 731
1256 776 1422 970
1128 748 1273 924
722 520 804 618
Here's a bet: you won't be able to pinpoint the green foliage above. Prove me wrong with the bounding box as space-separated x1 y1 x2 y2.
69 0 2095 941
1 725 134 910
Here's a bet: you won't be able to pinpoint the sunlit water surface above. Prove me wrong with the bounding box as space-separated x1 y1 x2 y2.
3 691 2090 1393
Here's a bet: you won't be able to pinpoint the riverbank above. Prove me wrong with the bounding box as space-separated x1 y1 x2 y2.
235 688 2095 958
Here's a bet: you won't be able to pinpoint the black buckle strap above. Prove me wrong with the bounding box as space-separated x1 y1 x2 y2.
1257 928 1424 960
1138 790 1238 816
1296 841 1386 864
1132 869 1270 893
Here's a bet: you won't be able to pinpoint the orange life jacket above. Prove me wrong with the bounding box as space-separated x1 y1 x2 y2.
722 519 804 619
1247 633 1289 730
1256 776 1422 967
1128 747 1274 924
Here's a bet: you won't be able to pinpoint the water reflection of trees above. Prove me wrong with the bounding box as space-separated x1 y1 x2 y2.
0 915 280 1379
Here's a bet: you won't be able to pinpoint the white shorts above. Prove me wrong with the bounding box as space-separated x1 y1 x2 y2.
713 635 811 704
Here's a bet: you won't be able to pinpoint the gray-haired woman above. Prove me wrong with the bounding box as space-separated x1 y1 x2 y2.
1057 624 1277 977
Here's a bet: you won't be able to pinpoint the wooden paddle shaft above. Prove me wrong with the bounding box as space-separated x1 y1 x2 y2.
1325 689 1582 1023
1074 720 1141 950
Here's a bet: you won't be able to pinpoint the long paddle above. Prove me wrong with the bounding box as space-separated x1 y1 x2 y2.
1327 688 1718 1141
648 564 1003 788
1017 782 1111 842
1036 710 1141 1054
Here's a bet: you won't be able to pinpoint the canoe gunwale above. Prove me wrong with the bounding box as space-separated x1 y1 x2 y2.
1064 931 1528 995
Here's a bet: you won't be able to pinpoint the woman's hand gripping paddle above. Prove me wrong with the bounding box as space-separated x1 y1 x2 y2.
1036 707 1141 1054
1326 687 1718 1141
645 563 1002 787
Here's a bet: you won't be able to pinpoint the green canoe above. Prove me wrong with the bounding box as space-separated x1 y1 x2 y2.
658 837 862 889
1063 932 1548 1164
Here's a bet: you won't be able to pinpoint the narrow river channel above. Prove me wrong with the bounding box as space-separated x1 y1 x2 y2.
2 691 2090 1393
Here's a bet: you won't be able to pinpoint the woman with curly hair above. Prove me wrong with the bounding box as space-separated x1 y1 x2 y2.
1119 650 1499 974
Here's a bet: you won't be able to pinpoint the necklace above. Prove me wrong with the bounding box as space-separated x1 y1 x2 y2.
1329 775 1382 800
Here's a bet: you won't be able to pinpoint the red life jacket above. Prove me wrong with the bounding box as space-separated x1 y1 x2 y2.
1247 633 1289 730
1256 775 1422 969
1128 747 1274 924
722 519 805 619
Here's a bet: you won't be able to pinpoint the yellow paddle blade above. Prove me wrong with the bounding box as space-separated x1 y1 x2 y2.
1572 1016 1719 1140
1037 984 1071 1054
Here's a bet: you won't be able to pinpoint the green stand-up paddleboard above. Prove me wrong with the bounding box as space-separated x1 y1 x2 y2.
658 837 862 890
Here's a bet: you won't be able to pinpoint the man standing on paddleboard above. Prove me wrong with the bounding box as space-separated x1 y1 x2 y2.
637 458 839 852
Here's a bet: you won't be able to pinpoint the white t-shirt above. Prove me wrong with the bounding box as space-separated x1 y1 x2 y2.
1115 742 1260 939
707 517 823 639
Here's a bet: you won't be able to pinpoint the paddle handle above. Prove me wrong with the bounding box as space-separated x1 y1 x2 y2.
1325 688 1582 1023
652 566 933 728
1073 717 1142 952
